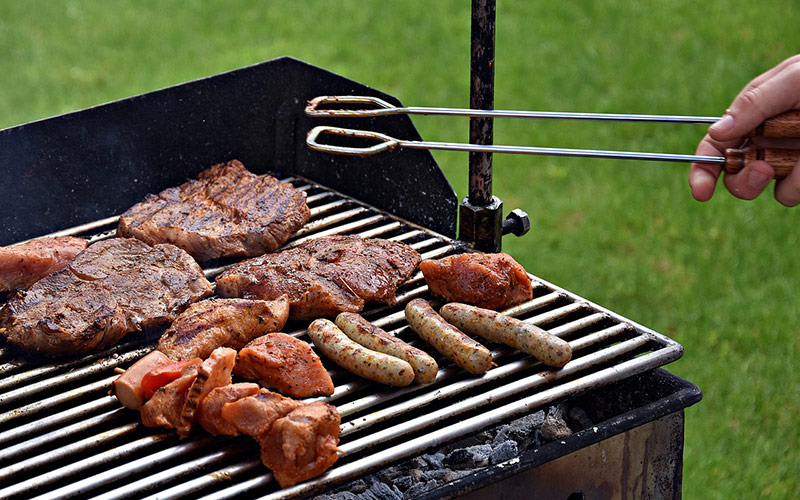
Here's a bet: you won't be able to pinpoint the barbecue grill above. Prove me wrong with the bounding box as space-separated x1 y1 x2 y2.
0 4 701 498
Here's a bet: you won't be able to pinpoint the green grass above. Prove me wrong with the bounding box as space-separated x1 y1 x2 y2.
1 1 799 498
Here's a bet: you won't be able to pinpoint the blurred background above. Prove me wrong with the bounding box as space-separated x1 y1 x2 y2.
1 1 798 497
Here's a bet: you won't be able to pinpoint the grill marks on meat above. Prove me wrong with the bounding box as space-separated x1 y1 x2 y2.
419 252 533 310
234 333 334 398
178 347 237 437
117 160 310 261
0 238 213 356
0 236 88 292
216 235 420 319
157 297 290 360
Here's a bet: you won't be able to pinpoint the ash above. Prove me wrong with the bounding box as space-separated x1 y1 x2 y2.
314 404 587 500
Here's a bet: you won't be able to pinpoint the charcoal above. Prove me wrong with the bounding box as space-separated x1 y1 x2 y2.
443 444 492 468
364 477 402 500
567 406 593 431
347 479 368 494
490 440 519 464
423 452 445 469
405 479 435 498
541 404 572 441
422 469 453 481
392 475 414 491
492 410 546 447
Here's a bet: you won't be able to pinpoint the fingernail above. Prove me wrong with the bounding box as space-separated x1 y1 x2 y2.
747 169 771 188
710 114 734 133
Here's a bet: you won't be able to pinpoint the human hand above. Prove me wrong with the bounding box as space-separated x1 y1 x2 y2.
689 55 800 206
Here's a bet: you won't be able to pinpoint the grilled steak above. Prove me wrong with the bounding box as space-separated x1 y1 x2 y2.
215 235 420 319
234 333 334 398
419 252 533 310
0 236 88 292
157 297 290 360
117 160 310 261
0 238 213 356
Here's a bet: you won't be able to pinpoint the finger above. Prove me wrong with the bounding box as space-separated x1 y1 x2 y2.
735 55 800 96
709 61 800 142
689 134 732 201
774 158 800 206
722 160 775 200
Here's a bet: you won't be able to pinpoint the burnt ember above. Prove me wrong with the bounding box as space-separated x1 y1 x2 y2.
313 404 575 500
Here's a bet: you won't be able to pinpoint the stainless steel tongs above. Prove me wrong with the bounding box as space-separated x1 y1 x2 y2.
305 95 800 179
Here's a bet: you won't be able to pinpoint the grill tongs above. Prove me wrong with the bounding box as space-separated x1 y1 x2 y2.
306 95 800 179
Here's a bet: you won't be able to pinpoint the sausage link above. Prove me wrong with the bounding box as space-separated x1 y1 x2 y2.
404 298 493 375
335 312 438 384
307 318 415 386
439 302 572 368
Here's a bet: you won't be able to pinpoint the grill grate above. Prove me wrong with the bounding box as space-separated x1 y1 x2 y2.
0 176 683 500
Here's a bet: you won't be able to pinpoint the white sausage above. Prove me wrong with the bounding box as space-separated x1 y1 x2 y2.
404 299 493 375
439 302 572 368
335 312 438 384
308 318 414 386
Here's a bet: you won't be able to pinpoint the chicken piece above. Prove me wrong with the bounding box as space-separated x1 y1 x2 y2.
259 402 341 488
197 383 260 436
140 359 202 430
220 389 305 439
157 297 290 360
0 236 88 292
177 347 237 437
419 252 533 310
233 333 334 398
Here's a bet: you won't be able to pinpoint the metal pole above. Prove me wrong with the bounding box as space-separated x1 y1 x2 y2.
460 0 503 252
469 0 496 206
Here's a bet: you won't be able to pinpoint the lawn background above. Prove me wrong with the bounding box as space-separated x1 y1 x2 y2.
0 1 798 498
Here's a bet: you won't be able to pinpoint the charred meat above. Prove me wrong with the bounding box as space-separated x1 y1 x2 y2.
117 160 310 261
215 235 420 319
157 297 290 360
234 333 334 398
419 252 532 310
0 238 213 356
0 236 88 292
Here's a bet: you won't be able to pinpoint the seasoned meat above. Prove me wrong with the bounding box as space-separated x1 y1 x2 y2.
419 252 532 310
117 160 310 261
140 359 202 430
220 389 305 439
216 235 420 319
234 333 334 398
0 236 88 292
0 238 213 356
157 297 290 360
178 347 237 437
259 402 341 488
197 383 260 436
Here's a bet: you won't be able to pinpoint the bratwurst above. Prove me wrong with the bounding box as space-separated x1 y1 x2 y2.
308 318 415 386
439 302 572 368
404 299 493 375
335 312 438 384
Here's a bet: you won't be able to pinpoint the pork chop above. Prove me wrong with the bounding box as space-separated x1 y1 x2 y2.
234 333 334 398
157 297 290 360
0 236 88 292
215 235 420 319
0 238 213 356
117 160 310 261
419 252 533 310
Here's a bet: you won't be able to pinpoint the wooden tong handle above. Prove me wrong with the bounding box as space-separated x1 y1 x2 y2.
724 110 800 179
